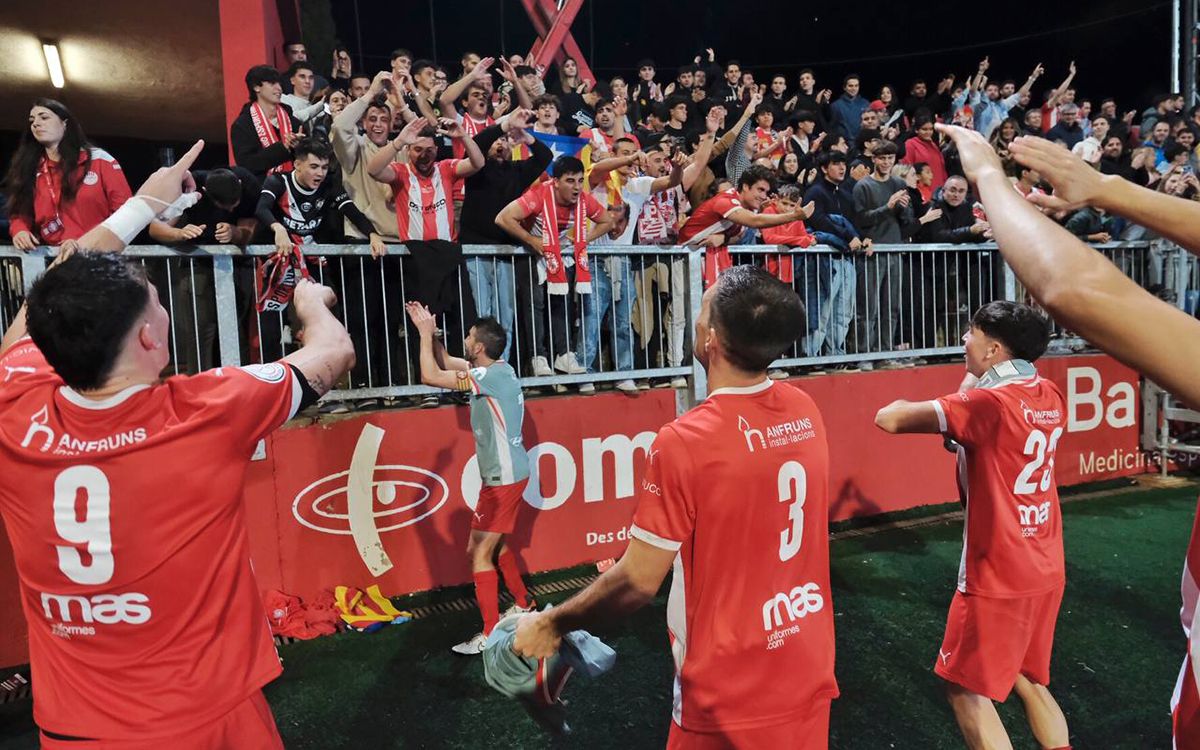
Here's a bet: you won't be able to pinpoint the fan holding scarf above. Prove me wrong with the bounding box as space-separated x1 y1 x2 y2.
231 65 302 181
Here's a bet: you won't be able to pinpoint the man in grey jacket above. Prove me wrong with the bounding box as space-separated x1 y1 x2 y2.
852 140 915 367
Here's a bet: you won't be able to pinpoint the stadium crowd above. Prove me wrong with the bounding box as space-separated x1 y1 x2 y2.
3 42 1195 405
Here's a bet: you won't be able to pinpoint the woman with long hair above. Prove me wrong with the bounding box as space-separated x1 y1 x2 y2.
988 117 1021 160
776 151 802 185
557 57 581 94
5 98 131 251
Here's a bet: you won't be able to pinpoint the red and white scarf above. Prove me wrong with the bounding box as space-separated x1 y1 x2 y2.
250 103 294 175
536 181 591 295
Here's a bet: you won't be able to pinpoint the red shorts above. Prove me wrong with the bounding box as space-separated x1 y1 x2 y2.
1174 650 1200 747
471 479 528 534
934 586 1064 702
39 690 283 749
666 701 831 750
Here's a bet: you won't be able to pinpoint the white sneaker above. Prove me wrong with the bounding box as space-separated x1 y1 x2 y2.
578 383 596 394
554 352 587 375
503 601 537 618
636 380 651 390
552 384 568 394
530 356 554 377
451 632 488 655
615 379 638 394
767 369 790 380
669 377 688 389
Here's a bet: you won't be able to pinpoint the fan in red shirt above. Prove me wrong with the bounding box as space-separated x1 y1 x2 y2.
366 116 485 241
514 265 838 749
875 301 1071 750
6 99 132 252
677 164 812 285
0 141 356 749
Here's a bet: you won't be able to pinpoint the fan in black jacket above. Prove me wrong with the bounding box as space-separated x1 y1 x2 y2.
231 66 302 181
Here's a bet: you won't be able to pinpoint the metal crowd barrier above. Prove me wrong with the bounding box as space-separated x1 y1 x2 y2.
0 240 1163 407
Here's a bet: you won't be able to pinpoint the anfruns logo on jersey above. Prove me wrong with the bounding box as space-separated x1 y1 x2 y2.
21 404 148 455
1020 399 1062 427
739 415 816 453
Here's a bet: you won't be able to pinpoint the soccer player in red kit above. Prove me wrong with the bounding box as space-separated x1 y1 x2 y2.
514 265 839 748
0 141 355 749
875 300 1072 750
931 123 1200 750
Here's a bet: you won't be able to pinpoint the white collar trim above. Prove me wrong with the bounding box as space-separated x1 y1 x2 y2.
707 379 774 399
58 384 151 410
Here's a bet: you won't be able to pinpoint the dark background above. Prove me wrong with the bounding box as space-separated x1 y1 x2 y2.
319 0 1175 109
0 0 1180 192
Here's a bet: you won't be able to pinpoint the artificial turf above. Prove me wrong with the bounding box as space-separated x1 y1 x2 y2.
0 483 1194 749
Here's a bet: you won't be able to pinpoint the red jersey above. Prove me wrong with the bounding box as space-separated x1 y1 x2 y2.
0 338 301 740
514 185 607 240
932 360 1067 597
677 188 743 247
1175 506 1200 741
388 159 463 241
8 148 132 246
631 379 838 732
452 114 493 202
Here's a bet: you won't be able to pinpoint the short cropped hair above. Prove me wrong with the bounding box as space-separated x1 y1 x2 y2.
293 137 332 162
471 318 507 360
26 254 151 390
203 168 243 207
553 155 585 178
709 265 806 373
287 61 314 79
971 301 1052 362
533 94 561 111
737 164 777 192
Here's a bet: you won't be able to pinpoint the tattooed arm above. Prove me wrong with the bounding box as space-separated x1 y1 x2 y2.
281 278 356 396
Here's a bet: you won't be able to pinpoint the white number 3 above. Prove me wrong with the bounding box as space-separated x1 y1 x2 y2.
777 461 807 562
53 466 114 585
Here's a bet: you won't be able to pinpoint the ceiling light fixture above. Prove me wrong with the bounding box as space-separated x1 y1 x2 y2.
42 42 64 88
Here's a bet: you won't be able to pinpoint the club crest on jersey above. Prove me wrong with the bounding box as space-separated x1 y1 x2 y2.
240 363 288 384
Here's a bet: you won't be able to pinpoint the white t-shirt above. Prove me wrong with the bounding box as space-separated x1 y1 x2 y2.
592 175 656 245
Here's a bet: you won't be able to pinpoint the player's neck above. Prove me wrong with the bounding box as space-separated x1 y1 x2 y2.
80 369 158 401
706 360 768 394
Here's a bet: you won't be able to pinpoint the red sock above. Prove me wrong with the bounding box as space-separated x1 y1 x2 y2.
497 551 531 608
473 569 500 634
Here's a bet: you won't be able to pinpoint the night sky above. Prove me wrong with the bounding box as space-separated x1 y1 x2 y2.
327 0 1174 112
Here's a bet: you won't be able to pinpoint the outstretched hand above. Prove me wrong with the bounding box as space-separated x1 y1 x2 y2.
136 139 204 212
1009 135 1111 212
934 124 1003 185
404 301 438 337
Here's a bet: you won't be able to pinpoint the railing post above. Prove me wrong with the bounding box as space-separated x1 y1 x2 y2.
213 254 243 367
20 252 47 295
684 247 707 411
1001 252 1017 303
1174 241 1190 312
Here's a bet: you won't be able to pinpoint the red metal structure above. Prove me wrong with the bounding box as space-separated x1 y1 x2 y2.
520 0 596 86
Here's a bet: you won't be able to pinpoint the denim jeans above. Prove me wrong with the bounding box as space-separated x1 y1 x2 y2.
466 256 515 360
580 256 635 373
804 255 856 357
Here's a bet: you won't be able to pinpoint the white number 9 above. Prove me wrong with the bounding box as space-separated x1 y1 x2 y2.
53 466 114 585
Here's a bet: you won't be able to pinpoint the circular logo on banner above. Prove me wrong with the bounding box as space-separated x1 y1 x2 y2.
293 464 449 535
83 171 99 186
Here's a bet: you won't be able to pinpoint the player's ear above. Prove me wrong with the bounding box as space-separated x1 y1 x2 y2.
137 322 162 351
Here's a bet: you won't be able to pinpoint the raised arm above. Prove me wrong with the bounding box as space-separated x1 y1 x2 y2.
281 279 355 396
1045 61 1076 109
405 302 472 389
874 399 942 434
442 118 485 177
1015 63 1044 101
3 141 208 352
943 123 1200 408
439 57 495 115
497 58 534 111
725 204 812 230
367 117 428 183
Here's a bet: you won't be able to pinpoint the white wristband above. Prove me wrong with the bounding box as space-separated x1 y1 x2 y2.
141 191 201 222
99 198 156 245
